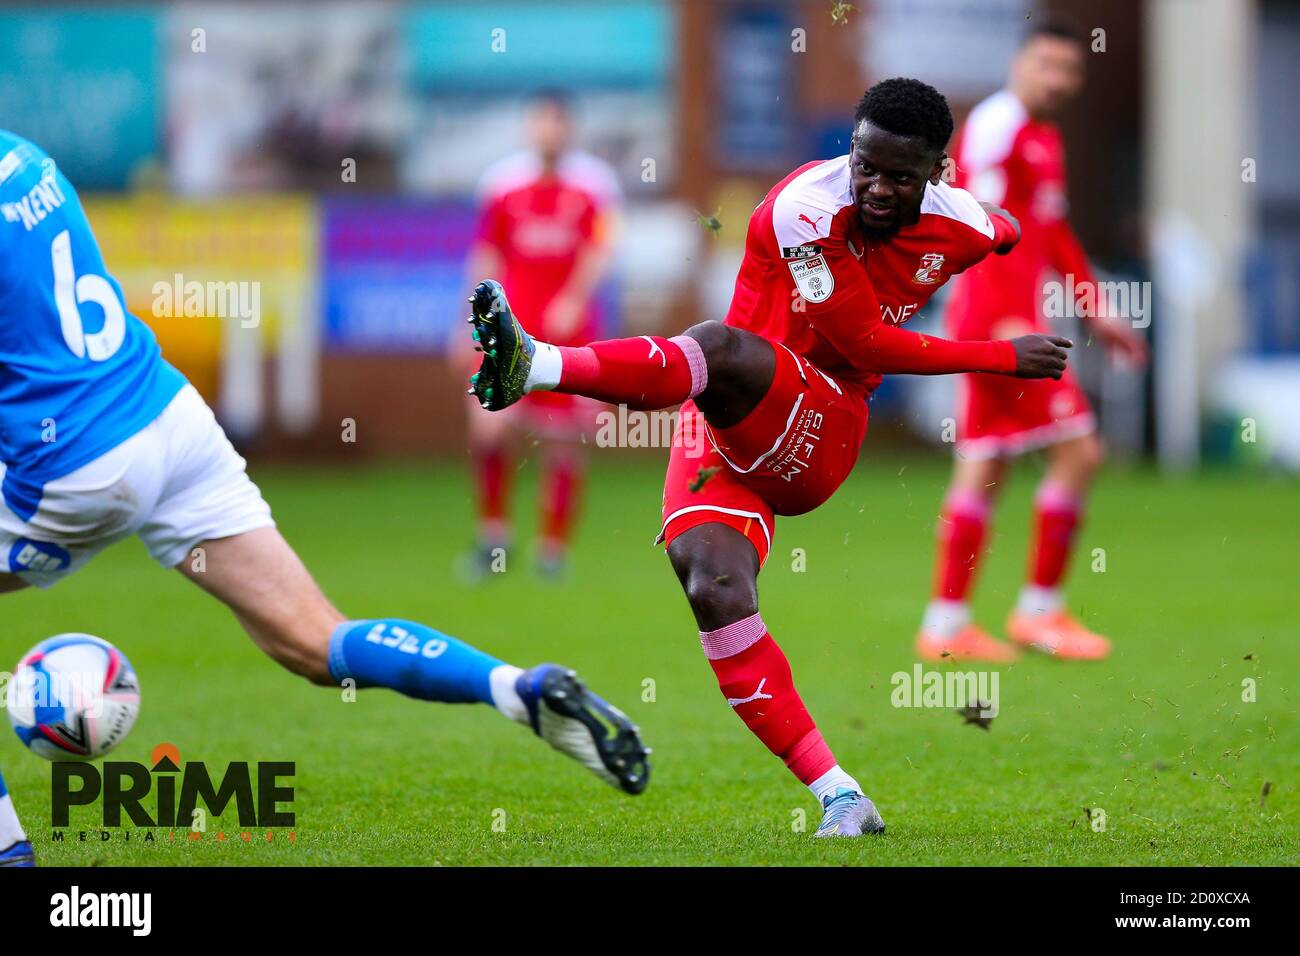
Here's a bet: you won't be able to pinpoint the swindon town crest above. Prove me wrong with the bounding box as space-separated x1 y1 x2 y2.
912 252 946 284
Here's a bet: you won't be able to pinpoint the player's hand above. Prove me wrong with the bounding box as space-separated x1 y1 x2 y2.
1010 334 1072 379
1092 317 1149 369
542 291 586 341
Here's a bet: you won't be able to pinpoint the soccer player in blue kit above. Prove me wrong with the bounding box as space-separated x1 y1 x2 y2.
0 130 648 866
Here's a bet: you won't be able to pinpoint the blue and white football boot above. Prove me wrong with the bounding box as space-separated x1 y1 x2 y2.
814 787 886 838
0 840 35 867
516 665 650 795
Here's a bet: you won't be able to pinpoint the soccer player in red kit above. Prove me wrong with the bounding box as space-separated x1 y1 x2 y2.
917 19 1148 663
462 90 621 579
468 79 1069 836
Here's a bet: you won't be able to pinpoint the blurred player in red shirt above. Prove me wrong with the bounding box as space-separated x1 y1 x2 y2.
468 79 1070 835
462 90 621 579
918 18 1148 663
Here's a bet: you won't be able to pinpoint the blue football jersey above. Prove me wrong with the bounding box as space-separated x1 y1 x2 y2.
0 130 186 520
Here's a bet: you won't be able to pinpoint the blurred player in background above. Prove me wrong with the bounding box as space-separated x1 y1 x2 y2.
0 131 648 861
461 90 621 580
470 80 1070 836
917 18 1148 663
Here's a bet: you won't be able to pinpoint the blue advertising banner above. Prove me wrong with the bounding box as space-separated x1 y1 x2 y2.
322 198 477 353
714 4 795 171
0 8 161 189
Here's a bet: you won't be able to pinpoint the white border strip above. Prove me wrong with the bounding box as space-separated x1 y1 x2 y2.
656 504 772 555
957 412 1097 461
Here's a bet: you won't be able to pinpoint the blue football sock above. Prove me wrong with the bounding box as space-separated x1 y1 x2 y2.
328 619 505 705
0 768 8 798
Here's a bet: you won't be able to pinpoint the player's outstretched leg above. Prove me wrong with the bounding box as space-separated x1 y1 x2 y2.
179 528 649 794
330 624 648 793
467 279 774 424
668 524 884 837
1006 434 1110 660
0 768 34 867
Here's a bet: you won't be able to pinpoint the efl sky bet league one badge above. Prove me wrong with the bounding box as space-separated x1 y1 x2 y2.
789 255 834 302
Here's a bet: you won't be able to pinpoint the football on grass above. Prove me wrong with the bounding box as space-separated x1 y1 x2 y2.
8 633 141 760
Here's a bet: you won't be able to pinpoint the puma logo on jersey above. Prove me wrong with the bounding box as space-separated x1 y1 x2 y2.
641 335 666 368
727 678 774 708
797 213 824 229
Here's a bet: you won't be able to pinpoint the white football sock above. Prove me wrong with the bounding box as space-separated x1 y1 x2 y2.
488 664 528 723
920 599 971 640
0 794 27 849
809 765 862 804
524 341 562 392
1016 585 1063 616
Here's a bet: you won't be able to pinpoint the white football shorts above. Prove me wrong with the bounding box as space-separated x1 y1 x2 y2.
0 384 274 588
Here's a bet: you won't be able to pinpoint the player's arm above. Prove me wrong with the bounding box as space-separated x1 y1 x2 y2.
791 213 1064 378
811 281 1070 379
978 201 1020 254
1046 215 1148 366
544 206 619 338
466 192 507 296
465 241 504 296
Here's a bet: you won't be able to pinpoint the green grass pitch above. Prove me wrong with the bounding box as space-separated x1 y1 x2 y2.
3 455 1296 865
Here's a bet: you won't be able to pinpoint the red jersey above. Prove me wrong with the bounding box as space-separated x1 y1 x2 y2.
476 150 619 345
725 156 1019 393
947 89 1095 334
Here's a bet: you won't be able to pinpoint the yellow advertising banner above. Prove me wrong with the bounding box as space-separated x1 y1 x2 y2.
82 194 318 430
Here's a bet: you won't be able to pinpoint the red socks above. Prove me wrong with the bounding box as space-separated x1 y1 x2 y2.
933 488 990 602
1028 480 1081 588
540 453 583 558
556 335 707 410
699 613 837 785
473 447 508 543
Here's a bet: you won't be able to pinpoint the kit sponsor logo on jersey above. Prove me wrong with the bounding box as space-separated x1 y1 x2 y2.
881 302 919 326
789 255 834 302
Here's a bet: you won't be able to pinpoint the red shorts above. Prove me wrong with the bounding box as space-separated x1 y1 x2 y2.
949 308 1096 460
657 344 869 565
